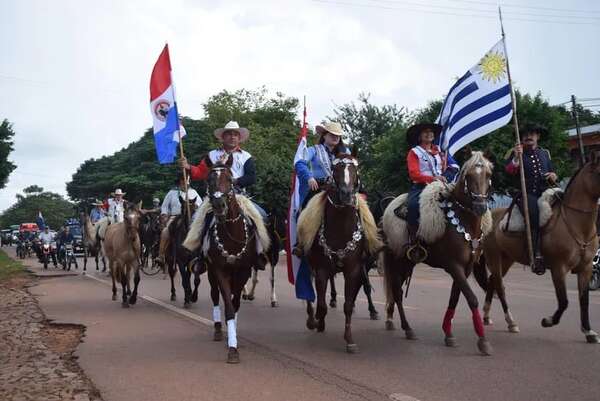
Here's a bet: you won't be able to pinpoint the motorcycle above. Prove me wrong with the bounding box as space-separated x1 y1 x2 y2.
590 247 600 291
42 242 57 269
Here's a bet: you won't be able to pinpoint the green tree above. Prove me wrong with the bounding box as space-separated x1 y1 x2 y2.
0 190 74 229
23 185 44 195
0 119 17 189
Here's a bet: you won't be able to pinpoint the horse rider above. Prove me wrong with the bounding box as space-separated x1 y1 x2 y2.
152 197 161 211
39 226 58 267
156 172 202 266
295 121 349 208
504 123 557 275
179 120 268 269
89 200 106 224
405 122 447 263
108 188 127 223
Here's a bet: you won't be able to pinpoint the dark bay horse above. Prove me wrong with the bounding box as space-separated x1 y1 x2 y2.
475 150 600 343
305 153 380 353
139 211 161 269
166 196 201 308
381 151 494 355
201 156 264 363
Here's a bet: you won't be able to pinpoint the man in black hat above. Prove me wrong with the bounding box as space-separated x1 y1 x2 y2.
405 123 446 263
505 123 557 275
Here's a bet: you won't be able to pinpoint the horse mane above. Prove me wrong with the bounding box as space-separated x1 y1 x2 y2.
563 163 586 194
457 151 493 184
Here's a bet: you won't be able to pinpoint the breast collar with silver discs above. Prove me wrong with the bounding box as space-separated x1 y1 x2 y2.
318 212 363 267
439 197 483 254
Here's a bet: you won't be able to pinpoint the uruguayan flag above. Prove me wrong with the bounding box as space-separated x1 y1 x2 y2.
437 39 513 156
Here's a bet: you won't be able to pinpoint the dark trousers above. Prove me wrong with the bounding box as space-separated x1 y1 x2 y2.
407 184 426 227
518 193 541 253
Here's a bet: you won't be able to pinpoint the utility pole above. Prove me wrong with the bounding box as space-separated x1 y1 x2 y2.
571 94 586 165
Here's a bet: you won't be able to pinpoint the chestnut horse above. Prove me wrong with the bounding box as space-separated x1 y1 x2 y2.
304 153 380 353
103 202 144 307
202 157 263 363
381 151 494 355
475 150 600 343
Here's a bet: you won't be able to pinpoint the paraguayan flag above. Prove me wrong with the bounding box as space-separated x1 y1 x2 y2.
437 39 513 156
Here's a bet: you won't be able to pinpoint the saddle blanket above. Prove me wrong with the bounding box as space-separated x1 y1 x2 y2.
499 188 562 232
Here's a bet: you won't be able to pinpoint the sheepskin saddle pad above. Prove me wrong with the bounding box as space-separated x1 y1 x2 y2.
182 195 271 255
295 192 383 256
382 181 493 258
499 188 562 232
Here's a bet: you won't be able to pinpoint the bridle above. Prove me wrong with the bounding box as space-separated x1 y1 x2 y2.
327 157 360 208
461 161 492 204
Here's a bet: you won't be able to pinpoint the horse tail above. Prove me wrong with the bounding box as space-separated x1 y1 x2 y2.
473 253 489 293
380 249 394 309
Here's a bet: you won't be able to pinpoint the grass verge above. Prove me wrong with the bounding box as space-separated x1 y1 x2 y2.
0 249 26 281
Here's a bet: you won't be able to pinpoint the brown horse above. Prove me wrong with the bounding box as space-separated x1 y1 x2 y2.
103 202 144 307
303 152 381 353
381 151 494 355
185 156 265 363
475 150 600 343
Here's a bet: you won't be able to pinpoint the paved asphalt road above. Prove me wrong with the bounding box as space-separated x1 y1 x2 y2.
9 247 600 401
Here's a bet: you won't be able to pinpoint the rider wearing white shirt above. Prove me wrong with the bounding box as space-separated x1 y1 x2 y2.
39 228 54 244
108 188 126 223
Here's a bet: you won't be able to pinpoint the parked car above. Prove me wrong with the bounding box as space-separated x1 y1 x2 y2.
64 218 85 255
0 229 12 246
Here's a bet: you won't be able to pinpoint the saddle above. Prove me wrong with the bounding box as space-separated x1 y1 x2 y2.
500 188 562 233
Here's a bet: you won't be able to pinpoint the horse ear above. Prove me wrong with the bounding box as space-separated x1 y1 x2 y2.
483 147 496 164
138 200 143 210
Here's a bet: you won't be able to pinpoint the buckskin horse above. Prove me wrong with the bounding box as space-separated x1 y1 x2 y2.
80 212 107 272
183 155 269 363
103 201 144 307
474 150 600 344
381 150 494 355
166 196 201 308
300 152 382 353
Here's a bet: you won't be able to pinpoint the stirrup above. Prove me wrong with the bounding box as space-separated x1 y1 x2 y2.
406 242 428 264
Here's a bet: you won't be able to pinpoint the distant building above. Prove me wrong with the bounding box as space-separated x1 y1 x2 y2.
566 123 600 165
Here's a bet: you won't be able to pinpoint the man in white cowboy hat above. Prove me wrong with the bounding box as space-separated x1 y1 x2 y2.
179 120 269 269
108 188 127 223
89 200 106 224
295 121 348 208
156 172 202 266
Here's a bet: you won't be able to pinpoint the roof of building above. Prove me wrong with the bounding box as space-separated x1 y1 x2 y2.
566 123 600 137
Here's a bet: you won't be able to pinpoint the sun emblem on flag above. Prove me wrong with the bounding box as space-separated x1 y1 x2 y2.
154 100 171 122
478 51 507 84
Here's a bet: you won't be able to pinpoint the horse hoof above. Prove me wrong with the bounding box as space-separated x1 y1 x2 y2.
385 320 395 331
541 317 553 328
477 338 493 356
191 295 198 303
586 334 600 344
214 330 223 342
306 318 316 331
369 311 379 320
121 302 129 308
247 295 255 301
405 329 417 340
444 336 457 347
483 317 493 326
242 294 248 300
317 320 325 333
508 324 520 333
112 295 117 301
170 294 176 301
271 301 279 308
329 299 337 308
183 302 191 309
346 343 359 354
227 347 240 364
129 297 137 305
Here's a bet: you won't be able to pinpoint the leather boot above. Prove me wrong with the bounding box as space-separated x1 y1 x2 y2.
406 225 427 264
531 228 545 275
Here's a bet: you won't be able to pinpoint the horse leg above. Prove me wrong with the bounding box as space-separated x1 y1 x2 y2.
362 271 379 320
190 261 201 303
306 301 317 330
395 268 416 340
120 265 129 308
495 269 519 333
110 260 117 301
577 270 599 343
384 252 396 330
315 268 329 333
270 261 278 307
448 267 492 356
246 269 258 301
129 266 141 305
541 267 569 328
83 250 87 272
329 274 337 308
179 262 192 308
208 270 223 341
215 270 239 364
168 260 177 301
343 267 363 353
483 273 495 326
443 281 461 347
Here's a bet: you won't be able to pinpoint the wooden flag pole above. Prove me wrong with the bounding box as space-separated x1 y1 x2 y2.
499 8 535 268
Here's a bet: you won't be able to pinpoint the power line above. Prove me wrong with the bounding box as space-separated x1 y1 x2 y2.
312 0 600 25
444 0 600 15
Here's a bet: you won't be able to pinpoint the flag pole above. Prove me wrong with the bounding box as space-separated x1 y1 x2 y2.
499 8 534 268
168 43 192 225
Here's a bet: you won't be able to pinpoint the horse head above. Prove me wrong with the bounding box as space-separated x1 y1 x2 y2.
207 155 236 220
329 152 360 207
580 150 600 199
455 149 494 216
178 195 199 221
123 201 143 239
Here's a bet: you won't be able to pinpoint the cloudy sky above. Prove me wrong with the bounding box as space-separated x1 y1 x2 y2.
1 0 599 212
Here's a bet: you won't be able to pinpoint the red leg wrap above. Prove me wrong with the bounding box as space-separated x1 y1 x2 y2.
472 308 485 338
442 308 455 337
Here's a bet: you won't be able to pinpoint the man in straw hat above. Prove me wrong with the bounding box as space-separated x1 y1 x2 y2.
405 122 446 263
179 120 268 269
89 200 106 224
108 188 127 224
504 123 557 275
295 121 348 208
